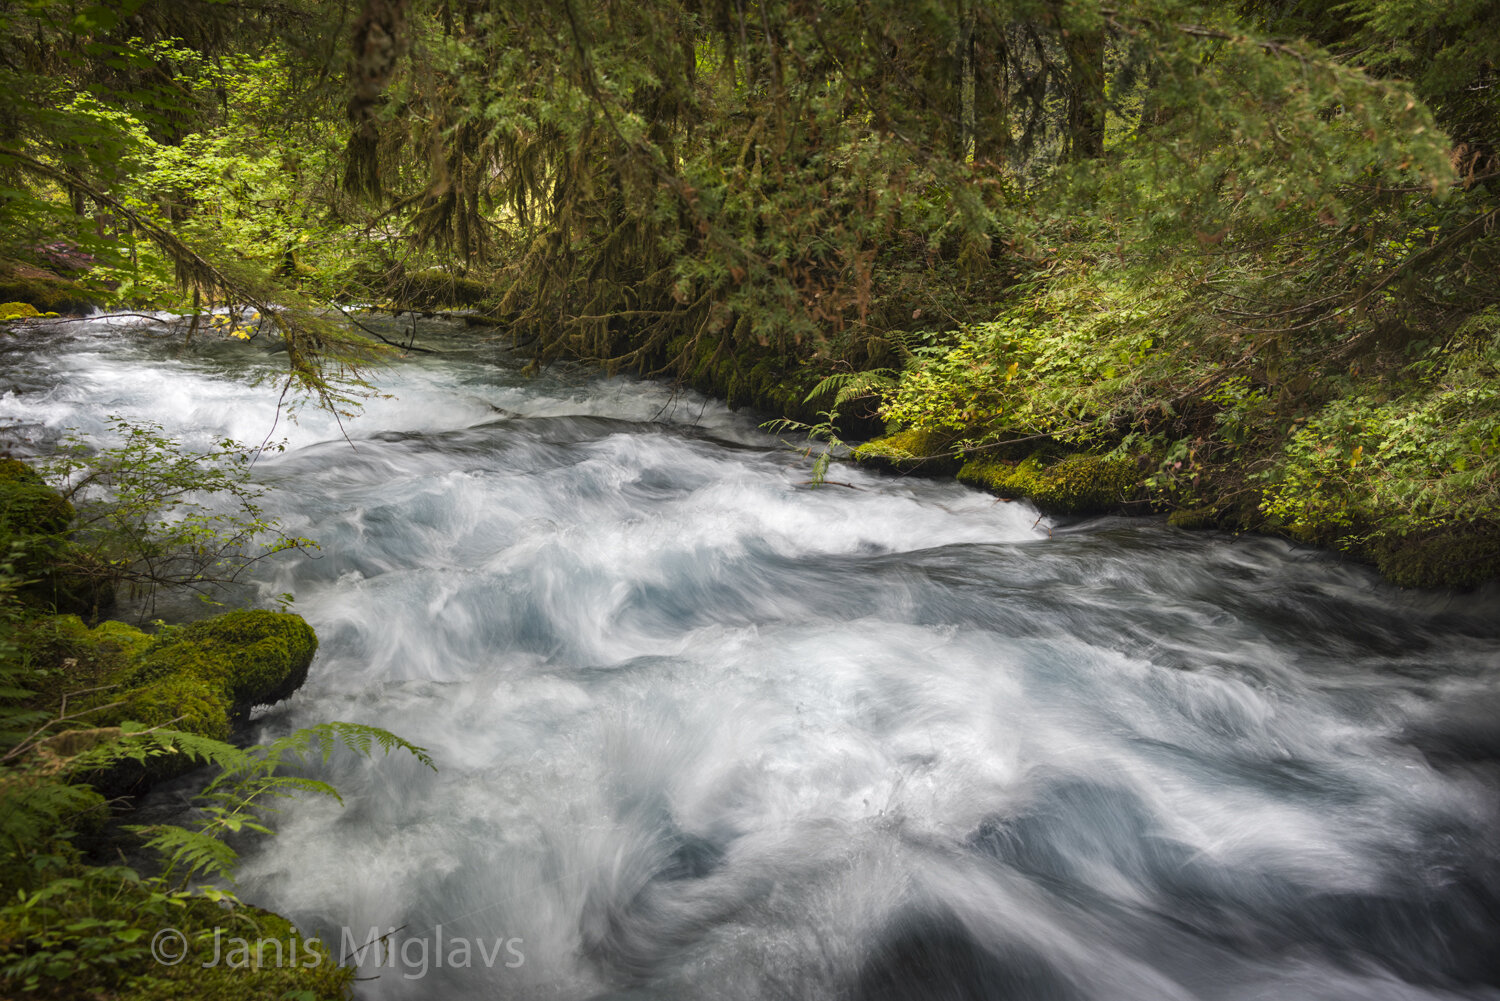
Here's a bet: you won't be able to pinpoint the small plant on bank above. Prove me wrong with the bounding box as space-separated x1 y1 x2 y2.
41 417 317 616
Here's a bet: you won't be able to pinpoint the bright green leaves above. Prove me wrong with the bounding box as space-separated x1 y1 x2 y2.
40 417 317 614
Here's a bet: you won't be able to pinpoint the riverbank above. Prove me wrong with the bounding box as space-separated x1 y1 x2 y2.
0 456 349 999
546 256 1500 592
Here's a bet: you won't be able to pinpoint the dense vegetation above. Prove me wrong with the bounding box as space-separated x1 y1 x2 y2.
0 442 432 997
6 0 1496 585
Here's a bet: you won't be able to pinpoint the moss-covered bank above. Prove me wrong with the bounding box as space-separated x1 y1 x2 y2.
1 453 343 998
0 259 101 316
0 457 114 616
956 453 1143 515
849 428 1500 588
23 609 317 744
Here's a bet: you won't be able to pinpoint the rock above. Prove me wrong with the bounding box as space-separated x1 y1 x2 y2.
123 610 319 740
852 429 958 473
958 452 1140 514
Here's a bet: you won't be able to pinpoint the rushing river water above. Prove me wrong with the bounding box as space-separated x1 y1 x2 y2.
4 314 1500 1000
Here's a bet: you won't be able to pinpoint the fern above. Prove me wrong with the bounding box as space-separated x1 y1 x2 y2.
124 721 434 887
803 368 898 408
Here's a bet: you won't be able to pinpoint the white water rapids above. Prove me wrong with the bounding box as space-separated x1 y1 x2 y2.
3 315 1499 1000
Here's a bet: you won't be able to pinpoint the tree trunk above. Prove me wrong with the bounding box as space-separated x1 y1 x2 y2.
959 0 976 163
1058 2 1105 161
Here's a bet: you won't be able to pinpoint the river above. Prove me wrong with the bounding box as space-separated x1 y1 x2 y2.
3 314 1499 1000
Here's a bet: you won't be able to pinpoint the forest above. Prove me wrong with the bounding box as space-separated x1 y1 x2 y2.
0 0 1495 584
2 0 1500 997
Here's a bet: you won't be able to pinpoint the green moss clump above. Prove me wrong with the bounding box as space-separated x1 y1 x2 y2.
126 673 231 737
88 618 153 660
0 301 41 320
852 429 951 471
124 610 318 739
958 452 1140 514
16 615 149 693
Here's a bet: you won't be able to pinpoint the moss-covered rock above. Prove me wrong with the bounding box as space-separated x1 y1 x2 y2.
395 268 492 309
958 452 1140 514
123 610 318 739
852 428 957 474
0 301 42 320
20 610 318 738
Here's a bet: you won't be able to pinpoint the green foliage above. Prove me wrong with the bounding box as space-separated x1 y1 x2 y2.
0 3 390 412
1258 310 1500 544
41 417 318 614
0 575 426 996
126 721 433 887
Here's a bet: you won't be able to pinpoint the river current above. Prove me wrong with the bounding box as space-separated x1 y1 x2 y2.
3 314 1499 1000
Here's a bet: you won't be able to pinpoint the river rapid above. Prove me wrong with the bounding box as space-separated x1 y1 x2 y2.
3 314 1499 1001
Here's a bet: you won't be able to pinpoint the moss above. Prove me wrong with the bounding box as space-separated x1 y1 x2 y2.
1167 506 1218 530
123 610 317 738
1367 528 1500 590
126 673 232 738
958 452 1140 514
15 616 150 720
0 301 41 320
115 902 353 1000
852 429 954 472
957 455 1040 496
